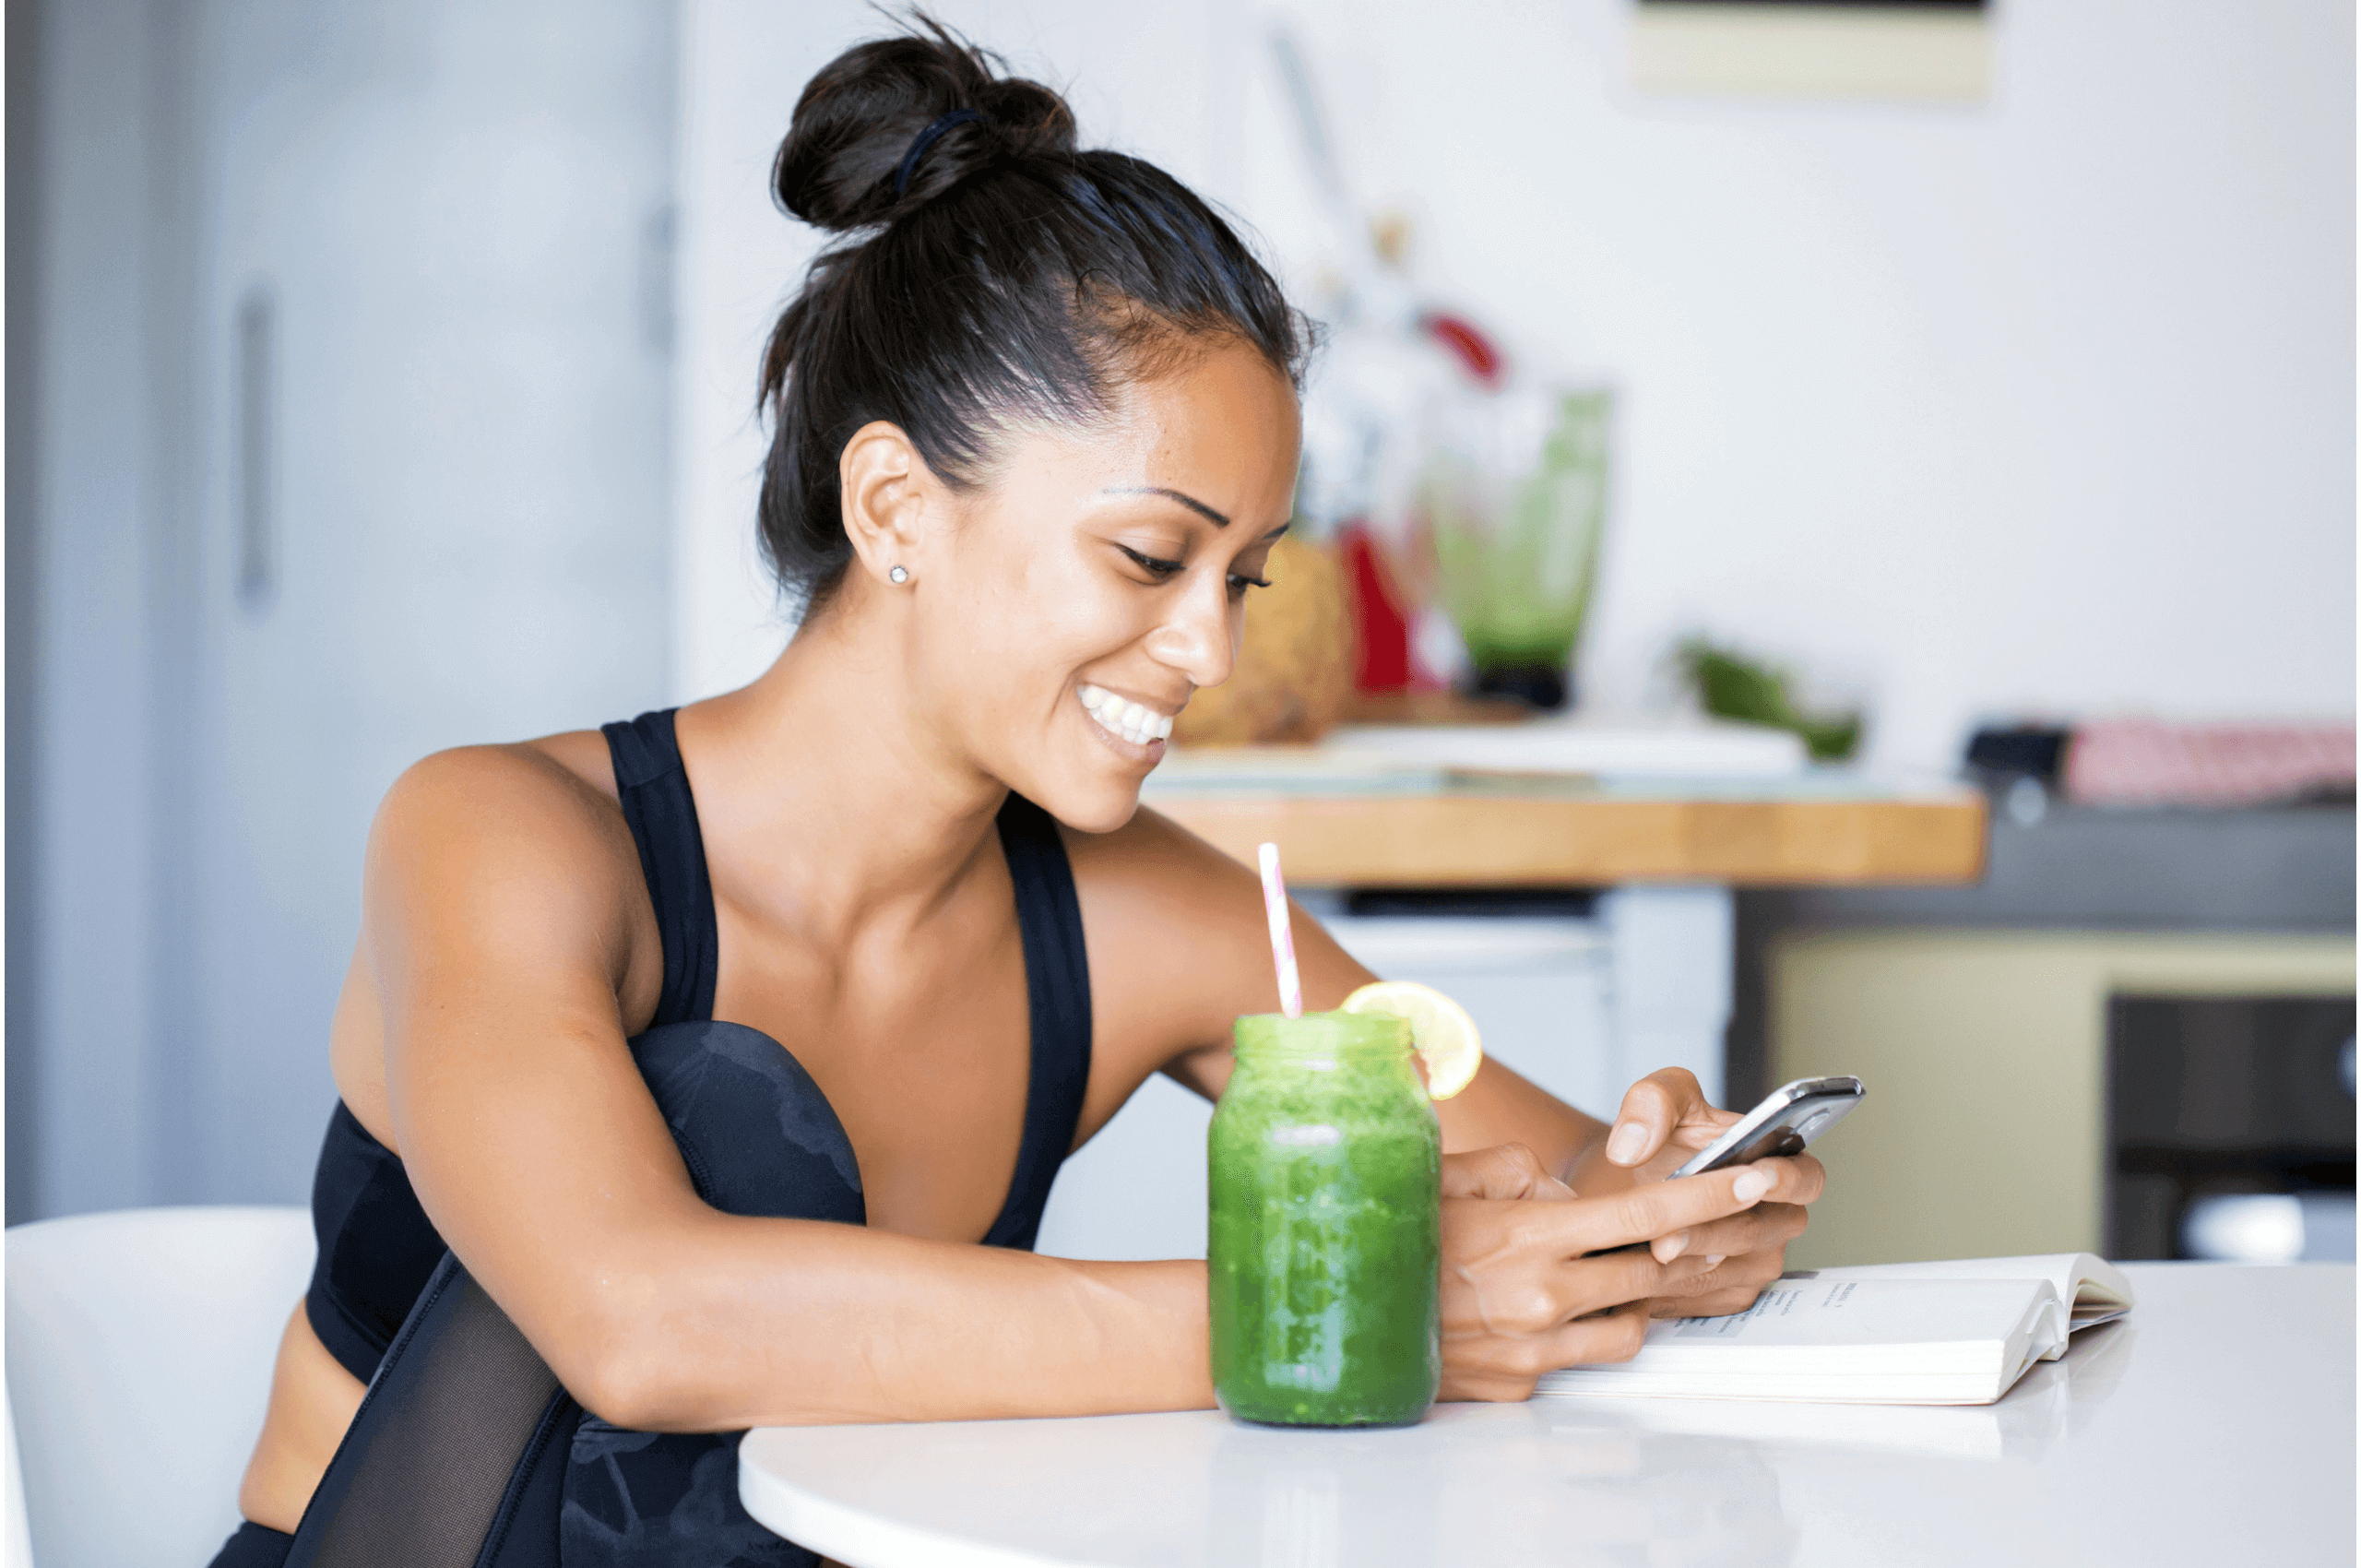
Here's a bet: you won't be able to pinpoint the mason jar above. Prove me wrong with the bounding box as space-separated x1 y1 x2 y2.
1208 1011 1442 1426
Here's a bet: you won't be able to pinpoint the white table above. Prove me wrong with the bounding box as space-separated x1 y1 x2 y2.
739 1264 2354 1568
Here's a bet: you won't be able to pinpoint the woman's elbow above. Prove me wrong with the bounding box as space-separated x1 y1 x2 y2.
567 1351 671 1431
552 1312 714 1431
528 1272 694 1430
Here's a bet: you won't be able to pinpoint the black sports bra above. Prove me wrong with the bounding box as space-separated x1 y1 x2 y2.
304 709 1094 1384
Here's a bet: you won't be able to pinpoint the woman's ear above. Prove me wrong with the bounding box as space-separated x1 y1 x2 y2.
838 420 937 588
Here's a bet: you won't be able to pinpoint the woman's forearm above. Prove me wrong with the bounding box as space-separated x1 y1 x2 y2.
577 1215 1212 1431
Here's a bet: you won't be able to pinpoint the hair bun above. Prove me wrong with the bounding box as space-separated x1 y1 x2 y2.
773 18 1077 232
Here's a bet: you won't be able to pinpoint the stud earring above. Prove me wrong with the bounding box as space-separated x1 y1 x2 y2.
888 565 909 584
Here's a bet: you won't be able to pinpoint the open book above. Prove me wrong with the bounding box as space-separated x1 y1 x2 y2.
1536 1253 2135 1407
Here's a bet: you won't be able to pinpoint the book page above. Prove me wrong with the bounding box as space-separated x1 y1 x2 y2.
1654 1277 2062 1354
1798 1253 2133 1324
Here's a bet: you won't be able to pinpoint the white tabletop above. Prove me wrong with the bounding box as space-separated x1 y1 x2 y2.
739 1264 2355 1568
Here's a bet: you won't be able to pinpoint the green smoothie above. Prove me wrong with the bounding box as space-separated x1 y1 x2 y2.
1208 1012 1442 1426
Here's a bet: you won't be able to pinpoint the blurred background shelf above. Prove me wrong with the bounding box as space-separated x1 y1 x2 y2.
1146 758 1987 886
1152 784 1989 887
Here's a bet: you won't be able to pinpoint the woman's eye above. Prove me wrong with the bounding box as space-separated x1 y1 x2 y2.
1228 572 1273 596
1118 544 1185 579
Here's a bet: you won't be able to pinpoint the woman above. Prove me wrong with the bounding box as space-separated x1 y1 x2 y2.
215 22 1822 1568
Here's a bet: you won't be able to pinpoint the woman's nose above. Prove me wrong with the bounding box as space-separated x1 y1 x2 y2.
1144 571 1239 690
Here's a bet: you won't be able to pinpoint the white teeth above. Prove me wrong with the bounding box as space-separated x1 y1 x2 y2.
1077 683 1170 747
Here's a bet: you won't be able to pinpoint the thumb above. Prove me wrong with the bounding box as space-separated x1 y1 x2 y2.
1602 1068 1707 1167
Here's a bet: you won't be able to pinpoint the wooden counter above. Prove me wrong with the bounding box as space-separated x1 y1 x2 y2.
1144 769 1988 887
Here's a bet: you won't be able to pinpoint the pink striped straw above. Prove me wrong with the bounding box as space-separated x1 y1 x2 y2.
1256 842 1304 1018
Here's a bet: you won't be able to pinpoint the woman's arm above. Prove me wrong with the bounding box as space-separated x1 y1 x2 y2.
371 749 1210 1430
1091 807 1642 1172
1068 809 1601 1157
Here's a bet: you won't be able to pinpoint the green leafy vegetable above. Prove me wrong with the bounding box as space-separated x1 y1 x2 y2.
1676 639 1863 762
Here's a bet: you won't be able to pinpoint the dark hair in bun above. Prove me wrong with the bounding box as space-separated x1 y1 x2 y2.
759 16 1310 608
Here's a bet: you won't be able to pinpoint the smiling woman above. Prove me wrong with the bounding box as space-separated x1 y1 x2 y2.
813 334 1299 836
209 15 1823 1568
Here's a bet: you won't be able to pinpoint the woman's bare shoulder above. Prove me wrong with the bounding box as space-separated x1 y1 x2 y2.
378 733 623 848
1058 802 1254 904
336 731 659 1136
366 733 650 972
521 726 624 802
1057 804 1281 1080
1059 802 1381 1098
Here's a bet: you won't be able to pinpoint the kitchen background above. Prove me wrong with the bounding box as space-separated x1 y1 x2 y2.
9 1 2353 1271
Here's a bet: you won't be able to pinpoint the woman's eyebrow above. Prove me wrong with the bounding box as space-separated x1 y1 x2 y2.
1103 485 1230 529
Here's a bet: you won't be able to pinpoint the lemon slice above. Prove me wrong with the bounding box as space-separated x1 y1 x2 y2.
1340 980 1484 1100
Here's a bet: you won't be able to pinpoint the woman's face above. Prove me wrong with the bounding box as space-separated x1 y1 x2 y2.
906 339 1302 832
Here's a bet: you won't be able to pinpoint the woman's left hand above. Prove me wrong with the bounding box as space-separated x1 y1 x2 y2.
1574 1067 1827 1318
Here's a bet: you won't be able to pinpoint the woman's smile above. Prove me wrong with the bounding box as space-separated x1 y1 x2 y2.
1077 682 1176 759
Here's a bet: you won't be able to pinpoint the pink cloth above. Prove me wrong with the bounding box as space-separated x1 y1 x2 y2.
2065 719 2357 807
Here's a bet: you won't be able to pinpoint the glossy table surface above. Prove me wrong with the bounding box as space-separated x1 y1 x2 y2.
739 1264 2353 1568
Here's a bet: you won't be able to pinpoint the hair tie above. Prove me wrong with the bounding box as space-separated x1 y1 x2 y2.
894 108 984 200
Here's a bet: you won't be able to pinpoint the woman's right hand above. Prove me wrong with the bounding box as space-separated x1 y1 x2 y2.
1436 1143 1777 1402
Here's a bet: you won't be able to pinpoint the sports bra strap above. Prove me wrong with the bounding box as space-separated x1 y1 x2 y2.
983 792 1093 1249
601 710 718 1026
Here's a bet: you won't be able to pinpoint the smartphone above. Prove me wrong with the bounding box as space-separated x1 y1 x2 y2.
1668 1075 1866 1179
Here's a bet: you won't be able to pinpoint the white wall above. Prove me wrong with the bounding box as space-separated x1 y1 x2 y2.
674 1 2355 767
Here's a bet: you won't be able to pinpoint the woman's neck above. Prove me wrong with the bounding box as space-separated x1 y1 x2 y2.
673 600 1009 949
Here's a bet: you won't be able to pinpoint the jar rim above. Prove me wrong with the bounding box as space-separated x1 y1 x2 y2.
1232 1011 1412 1060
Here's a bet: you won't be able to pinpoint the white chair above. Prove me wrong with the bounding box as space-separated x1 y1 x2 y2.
9 1378 36 1568
6 1206 314 1568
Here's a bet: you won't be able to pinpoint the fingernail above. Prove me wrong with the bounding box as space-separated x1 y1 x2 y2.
1704 1254 1726 1268
1733 1168 1774 1204
1655 1229 1691 1262
1606 1122 1647 1164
